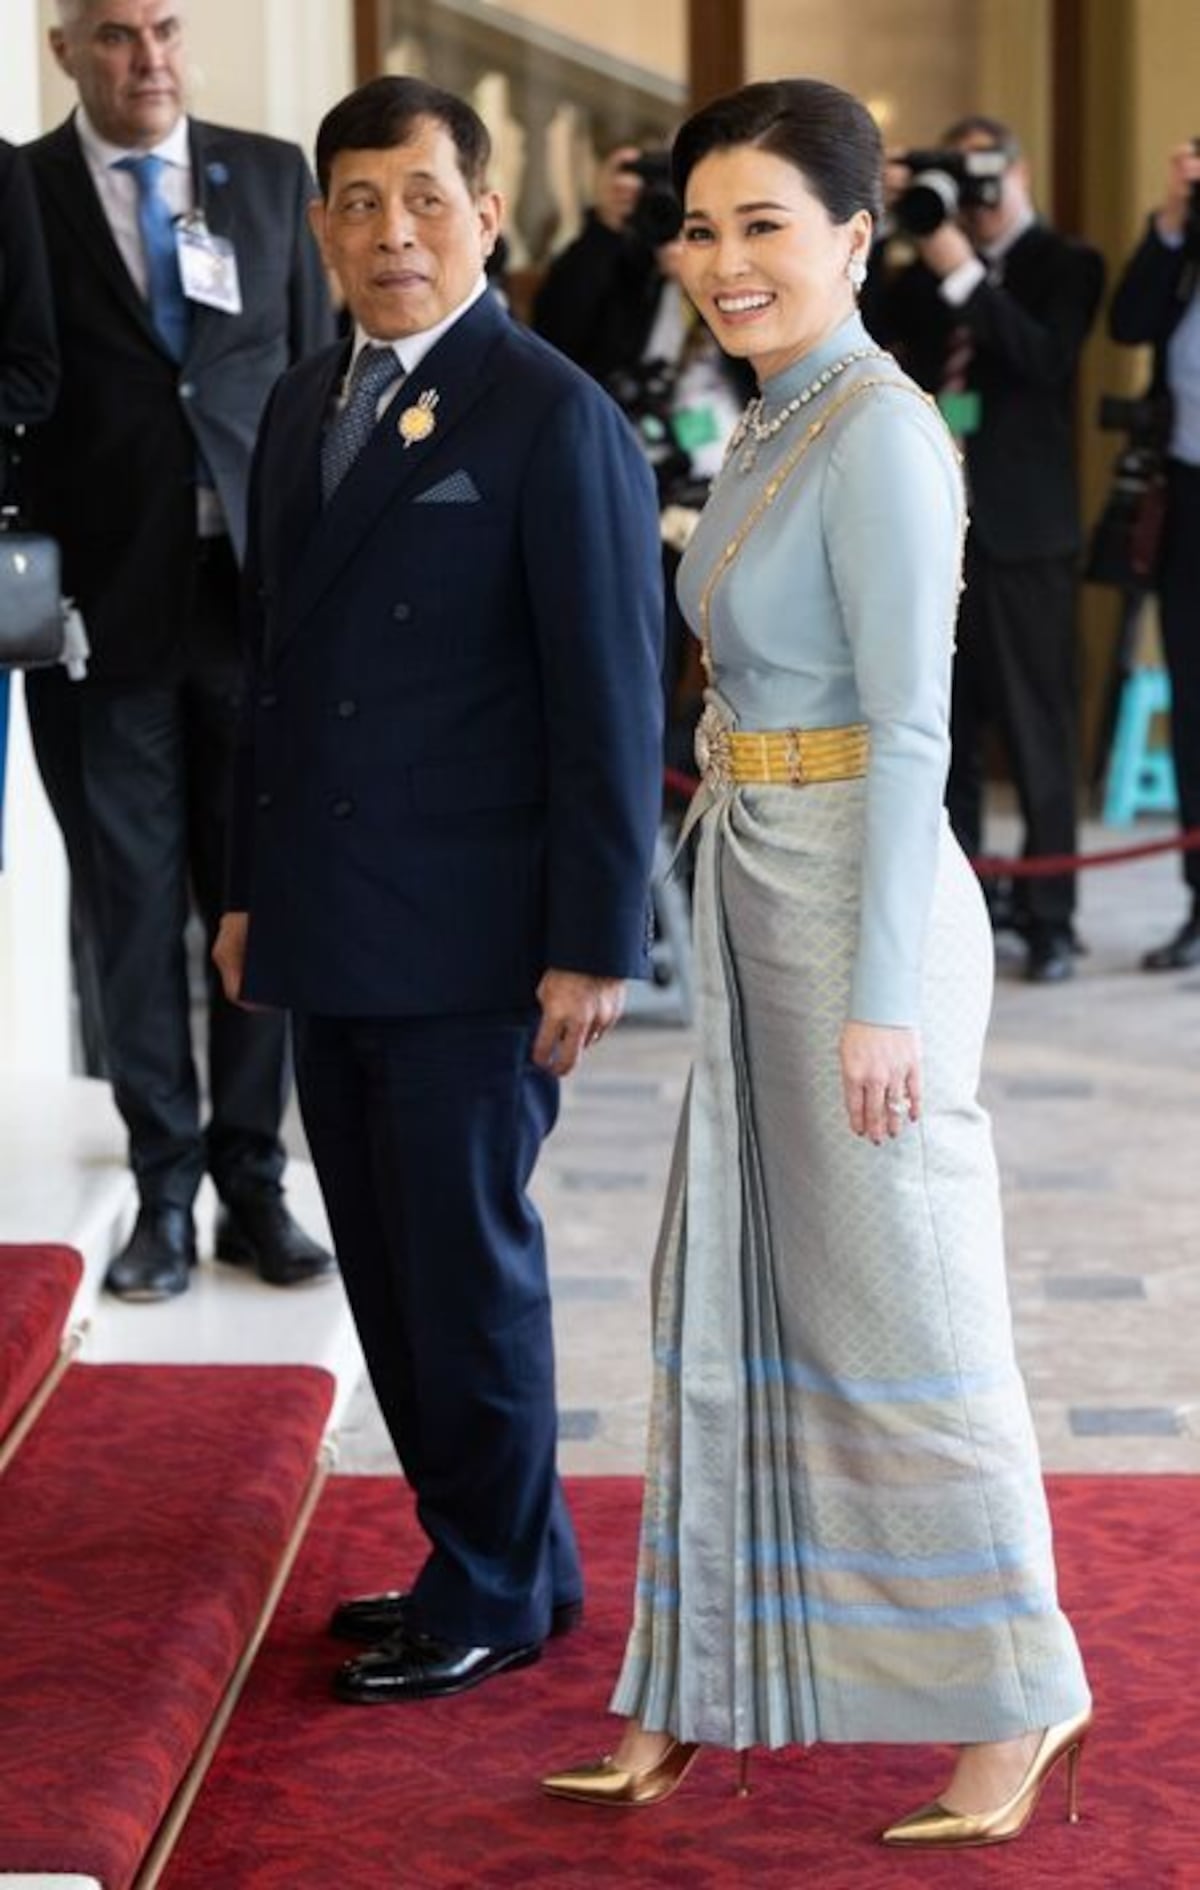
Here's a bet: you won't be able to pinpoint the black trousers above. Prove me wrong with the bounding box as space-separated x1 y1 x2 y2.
294 1008 583 1648
25 539 288 1209
1160 462 1200 899
947 539 1079 927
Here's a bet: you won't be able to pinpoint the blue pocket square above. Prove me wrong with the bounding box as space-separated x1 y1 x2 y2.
413 471 482 504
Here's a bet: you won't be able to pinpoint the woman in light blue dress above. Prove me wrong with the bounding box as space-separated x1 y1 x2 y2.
542 80 1092 1849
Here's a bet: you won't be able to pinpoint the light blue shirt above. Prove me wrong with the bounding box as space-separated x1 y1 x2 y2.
677 312 965 1024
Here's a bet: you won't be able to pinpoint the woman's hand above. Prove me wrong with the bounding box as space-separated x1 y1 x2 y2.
839 1021 922 1144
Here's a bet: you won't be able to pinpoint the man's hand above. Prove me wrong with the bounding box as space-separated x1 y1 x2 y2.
917 219 976 278
532 970 626 1077
1157 142 1200 241
593 146 643 234
213 911 255 1010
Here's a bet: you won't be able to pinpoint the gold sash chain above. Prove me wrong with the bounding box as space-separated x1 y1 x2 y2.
697 374 960 681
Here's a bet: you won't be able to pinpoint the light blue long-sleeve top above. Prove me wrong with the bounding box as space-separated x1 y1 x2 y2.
677 311 965 1026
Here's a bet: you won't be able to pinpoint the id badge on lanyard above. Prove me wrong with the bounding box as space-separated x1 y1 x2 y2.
176 212 243 315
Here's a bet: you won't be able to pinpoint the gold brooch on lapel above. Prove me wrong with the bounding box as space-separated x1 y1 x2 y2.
398 388 439 448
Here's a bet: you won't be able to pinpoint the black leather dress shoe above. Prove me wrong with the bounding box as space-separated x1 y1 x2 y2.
333 1628 542 1703
1025 928 1075 984
329 1588 583 1645
104 1205 195 1302
215 1192 335 1287
1142 914 1200 971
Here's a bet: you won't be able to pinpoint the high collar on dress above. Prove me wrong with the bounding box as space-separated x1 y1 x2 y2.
758 310 872 406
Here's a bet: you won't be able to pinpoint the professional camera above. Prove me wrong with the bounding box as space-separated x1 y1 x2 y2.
1086 392 1171 589
619 149 684 248
893 146 1008 235
605 357 698 505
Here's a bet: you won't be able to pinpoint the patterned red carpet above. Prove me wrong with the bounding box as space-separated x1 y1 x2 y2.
0 1242 80 1439
163 1475 1196 1890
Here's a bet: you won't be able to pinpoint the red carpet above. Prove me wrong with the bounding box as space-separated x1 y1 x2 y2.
0 1363 333 1889
0 1242 81 1440
161 1474 1196 1890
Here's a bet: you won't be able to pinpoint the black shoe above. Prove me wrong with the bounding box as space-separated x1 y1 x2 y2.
1025 928 1075 984
329 1588 584 1645
333 1627 542 1703
1142 914 1200 971
104 1205 195 1302
215 1191 335 1287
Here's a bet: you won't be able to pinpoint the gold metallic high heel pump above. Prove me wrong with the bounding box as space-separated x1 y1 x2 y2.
541 1741 752 1808
880 1707 1092 1848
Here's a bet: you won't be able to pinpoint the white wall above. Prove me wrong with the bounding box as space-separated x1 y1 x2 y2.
2 1 70 1079
1 0 354 1083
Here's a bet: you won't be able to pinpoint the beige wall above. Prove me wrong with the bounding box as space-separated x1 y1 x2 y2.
1074 0 1200 742
475 0 685 80
746 0 982 152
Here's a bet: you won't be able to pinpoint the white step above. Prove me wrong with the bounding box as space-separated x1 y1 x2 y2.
0 1074 366 1431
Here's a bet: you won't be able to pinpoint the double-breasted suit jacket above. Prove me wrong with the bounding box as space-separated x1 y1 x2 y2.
23 115 333 680
232 289 665 1016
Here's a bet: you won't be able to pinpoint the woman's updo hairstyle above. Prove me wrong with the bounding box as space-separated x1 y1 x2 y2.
671 78 883 226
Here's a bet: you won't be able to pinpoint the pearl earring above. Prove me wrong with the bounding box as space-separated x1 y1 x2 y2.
846 254 868 291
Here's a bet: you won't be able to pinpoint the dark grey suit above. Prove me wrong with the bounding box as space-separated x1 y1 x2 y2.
23 113 334 1209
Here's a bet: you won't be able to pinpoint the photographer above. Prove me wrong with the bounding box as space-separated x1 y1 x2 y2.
864 116 1104 983
534 144 749 771
1109 143 1200 970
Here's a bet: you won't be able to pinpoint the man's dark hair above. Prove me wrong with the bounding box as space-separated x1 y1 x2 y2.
315 76 491 197
941 114 1023 163
671 78 883 225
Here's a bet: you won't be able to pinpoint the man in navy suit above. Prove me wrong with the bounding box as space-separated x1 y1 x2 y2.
214 77 663 1703
23 0 337 1300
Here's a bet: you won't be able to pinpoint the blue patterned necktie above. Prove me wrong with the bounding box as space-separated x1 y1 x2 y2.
113 152 190 360
322 345 402 503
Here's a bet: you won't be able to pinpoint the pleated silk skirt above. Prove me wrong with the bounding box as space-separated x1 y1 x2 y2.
611 772 1091 1750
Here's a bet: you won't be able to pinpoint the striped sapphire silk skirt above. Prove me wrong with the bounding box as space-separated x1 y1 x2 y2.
610 772 1091 1750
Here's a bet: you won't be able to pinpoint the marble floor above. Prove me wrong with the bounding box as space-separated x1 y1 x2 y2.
337 809 1200 1479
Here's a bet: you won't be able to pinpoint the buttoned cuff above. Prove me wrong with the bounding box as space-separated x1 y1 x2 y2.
938 255 987 306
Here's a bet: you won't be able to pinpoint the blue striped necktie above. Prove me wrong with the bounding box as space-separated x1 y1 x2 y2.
321 345 402 503
113 152 190 360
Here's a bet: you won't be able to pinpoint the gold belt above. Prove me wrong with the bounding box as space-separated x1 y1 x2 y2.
695 704 869 789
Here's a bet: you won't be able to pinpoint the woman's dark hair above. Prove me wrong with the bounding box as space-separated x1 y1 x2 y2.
671 79 883 224
316 77 491 198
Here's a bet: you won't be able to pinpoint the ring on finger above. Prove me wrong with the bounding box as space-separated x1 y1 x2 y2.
885 1092 911 1117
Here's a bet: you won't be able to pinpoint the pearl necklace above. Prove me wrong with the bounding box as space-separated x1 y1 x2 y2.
727 346 890 472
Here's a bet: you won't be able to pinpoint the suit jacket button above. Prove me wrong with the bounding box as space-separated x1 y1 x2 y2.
330 796 355 819
391 602 412 622
256 790 274 810
336 698 357 718
259 690 278 710
179 380 196 400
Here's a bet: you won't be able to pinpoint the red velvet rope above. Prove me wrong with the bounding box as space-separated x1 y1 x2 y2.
661 768 1200 879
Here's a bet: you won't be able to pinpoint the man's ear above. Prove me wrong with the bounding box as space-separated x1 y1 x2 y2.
477 188 504 260
49 27 75 80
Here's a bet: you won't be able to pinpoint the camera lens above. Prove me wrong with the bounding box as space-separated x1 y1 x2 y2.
895 168 961 236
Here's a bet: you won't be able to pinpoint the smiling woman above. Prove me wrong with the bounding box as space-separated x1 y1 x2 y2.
541 76 1094 1851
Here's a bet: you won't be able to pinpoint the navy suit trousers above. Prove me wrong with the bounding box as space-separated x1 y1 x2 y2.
294 1008 583 1646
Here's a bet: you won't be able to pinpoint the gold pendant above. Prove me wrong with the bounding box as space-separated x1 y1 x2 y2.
398 388 439 448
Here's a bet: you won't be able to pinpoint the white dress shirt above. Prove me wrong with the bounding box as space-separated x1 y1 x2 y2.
345 274 491 416
74 105 193 300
